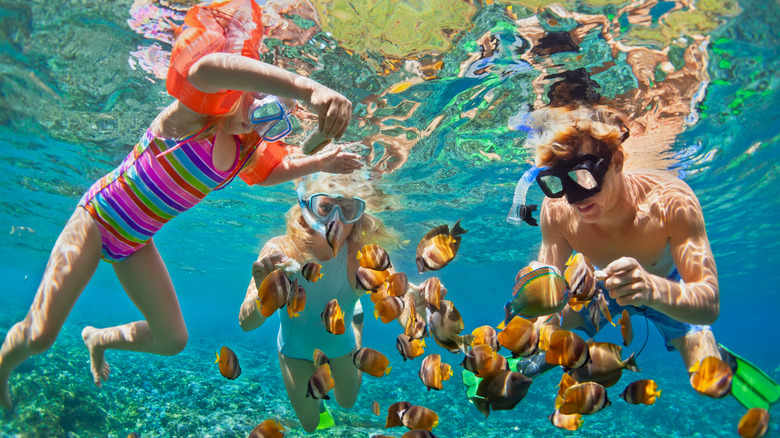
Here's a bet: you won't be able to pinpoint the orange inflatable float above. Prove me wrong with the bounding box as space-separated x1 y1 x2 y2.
166 0 264 114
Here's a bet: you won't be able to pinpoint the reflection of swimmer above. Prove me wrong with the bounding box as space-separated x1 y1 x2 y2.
0 0 359 411
238 172 401 432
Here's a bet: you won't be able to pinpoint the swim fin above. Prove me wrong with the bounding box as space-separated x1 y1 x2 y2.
718 343 780 410
462 355 541 400
316 400 336 430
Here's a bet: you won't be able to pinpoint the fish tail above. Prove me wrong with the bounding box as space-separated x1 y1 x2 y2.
469 396 491 418
450 219 468 236
625 352 642 373
385 367 392 375
215 352 220 363
656 389 662 398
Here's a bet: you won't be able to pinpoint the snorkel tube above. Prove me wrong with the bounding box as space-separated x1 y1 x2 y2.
297 183 327 237
506 165 544 226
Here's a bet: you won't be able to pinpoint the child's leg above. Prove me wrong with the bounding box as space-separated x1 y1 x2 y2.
330 351 362 409
0 208 103 409
670 329 719 374
277 351 320 432
81 239 188 387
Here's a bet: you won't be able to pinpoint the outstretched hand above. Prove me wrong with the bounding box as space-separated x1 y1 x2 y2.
309 85 352 139
252 250 290 290
318 146 363 174
601 257 654 307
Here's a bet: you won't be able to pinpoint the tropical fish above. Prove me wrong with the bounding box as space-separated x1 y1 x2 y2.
419 353 452 391
399 295 427 340
286 279 306 318
548 409 584 431
618 309 633 346
396 335 426 361
420 277 446 309
570 342 640 388
415 220 468 272
374 296 405 323
471 370 533 418
559 382 611 415
306 363 334 400
595 291 614 328
555 373 579 408
497 316 538 357
372 400 381 416
401 430 439 438
369 281 390 304
352 347 392 377
538 324 562 351
738 407 770 438
256 268 292 317
426 300 473 354
546 330 590 370
312 349 329 368
504 265 570 321
215 346 241 380
471 325 499 351
357 244 391 271
460 344 502 378
564 253 596 301
620 379 661 405
385 401 412 428
356 266 391 291
248 419 285 438
399 405 439 431
386 272 409 297
321 299 346 335
301 262 323 283
325 220 346 256
689 356 733 398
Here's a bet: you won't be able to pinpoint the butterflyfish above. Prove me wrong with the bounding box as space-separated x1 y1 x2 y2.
620 379 661 405
538 324 562 351
545 330 590 370
426 300 473 354
555 373 579 408
471 325 499 351
386 272 409 297
385 401 412 428
321 299 346 335
504 265 570 320
415 220 468 273
618 309 633 346
689 355 733 398
312 349 329 368
470 370 533 418
351 347 392 377
306 363 335 400
256 268 292 317
286 278 306 318
460 344 502 378
738 407 770 438
357 244 391 271
215 346 241 380
420 277 446 309
301 262 323 283
419 353 453 391
369 281 390 304
356 266 390 291
564 253 596 301
570 342 640 388
374 296 405 323
399 405 439 431
372 400 381 416
401 296 427 340
325 220 346 256
396 335 426 361
248 419 285 438
559 382 611 415
548 409 584 431
496 316 539 357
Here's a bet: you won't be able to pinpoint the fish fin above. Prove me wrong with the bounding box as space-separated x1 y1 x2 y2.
656 389 662 398
357 250 363 260
385 367 392 375
214 352 220 363
469 396 490 418
374 310 380 320
624 352 641 373
450 219 468 236
497 320 506 330
420 339 427 348
688 360 702 374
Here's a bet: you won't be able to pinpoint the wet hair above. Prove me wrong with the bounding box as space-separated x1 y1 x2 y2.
546 68 602 107
527 105 630 167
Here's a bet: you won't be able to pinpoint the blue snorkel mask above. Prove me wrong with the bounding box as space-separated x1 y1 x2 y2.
248 93 293 142
297 183 366 237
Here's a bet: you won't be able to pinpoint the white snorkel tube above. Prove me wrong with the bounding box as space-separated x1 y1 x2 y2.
297 182 327 237
506 165 544 226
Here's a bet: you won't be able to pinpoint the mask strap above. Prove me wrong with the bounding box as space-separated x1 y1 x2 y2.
507 165 544 226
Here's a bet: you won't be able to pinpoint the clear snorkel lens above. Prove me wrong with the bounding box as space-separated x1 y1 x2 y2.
507 165 544 226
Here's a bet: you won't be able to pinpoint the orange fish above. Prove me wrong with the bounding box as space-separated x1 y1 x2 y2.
301 262 323 283
374 296 405 323
689 356 733 398
538 324 562 351
570 342 640 388
248 419 285 438
372 400 381 416
321 299 346 335
401 295 427 340
420 277 446 309
306 363 334 400
369 281 390 304
564 253 596 301
286 279 306 318
548 409 584 431
357 244 391 271
256 268 292 317
351 347 392 377
620 379 661 405
385 401 411 428
471 325 499 351
386 272 409 297
460 344 503 378
325 220 346 256
546 329 590 370
505 265 570 320
419 353 453 391
356 266 390 291
215 346 241 380
618 310 633 346
738 407 770 438
396 335 426 361
555 373 579 408
399 405 439 431
497 316 539 357
559 382 611 415
415 220 468 272
471 370 533 418
312 349 329 368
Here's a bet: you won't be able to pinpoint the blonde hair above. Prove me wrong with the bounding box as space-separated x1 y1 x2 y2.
527 105 629 167
270 172 402 262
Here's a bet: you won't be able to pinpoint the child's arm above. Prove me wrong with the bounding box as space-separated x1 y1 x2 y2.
238 238 292 331
256 146 363 186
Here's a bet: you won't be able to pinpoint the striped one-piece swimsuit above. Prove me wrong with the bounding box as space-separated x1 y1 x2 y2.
79 128 246 262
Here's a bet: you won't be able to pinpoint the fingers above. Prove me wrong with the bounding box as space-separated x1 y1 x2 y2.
316 96 352 139
604 257 638 276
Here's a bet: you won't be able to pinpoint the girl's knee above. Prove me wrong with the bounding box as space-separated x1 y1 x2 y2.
159 328 188 355
26 321 58 354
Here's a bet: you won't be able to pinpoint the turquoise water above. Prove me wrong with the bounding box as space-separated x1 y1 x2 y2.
0 0 779 436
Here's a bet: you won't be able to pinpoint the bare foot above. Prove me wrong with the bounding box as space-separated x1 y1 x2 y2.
81 327 110 388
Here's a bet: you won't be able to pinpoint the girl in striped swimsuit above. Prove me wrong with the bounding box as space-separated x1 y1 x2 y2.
0 2 362 410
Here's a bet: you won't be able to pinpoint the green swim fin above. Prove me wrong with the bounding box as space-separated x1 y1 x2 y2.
462 356 527 400
316 401 336 430
718 343 780 410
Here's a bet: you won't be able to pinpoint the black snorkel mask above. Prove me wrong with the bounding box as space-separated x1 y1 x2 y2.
535 153 612 204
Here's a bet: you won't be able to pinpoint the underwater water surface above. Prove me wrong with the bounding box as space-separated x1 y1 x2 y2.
0 0 778 436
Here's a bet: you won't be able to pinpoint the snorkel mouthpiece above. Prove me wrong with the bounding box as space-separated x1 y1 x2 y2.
507 165 543 226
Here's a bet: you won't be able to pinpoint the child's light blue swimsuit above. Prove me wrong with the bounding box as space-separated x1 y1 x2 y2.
578 267 712 351
277 248 361 360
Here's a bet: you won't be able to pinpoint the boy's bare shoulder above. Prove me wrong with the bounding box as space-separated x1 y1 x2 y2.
628 171 703 219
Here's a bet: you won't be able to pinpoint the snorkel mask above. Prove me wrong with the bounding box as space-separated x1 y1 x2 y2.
248 93 293 142
536 153 611 204
296 183 367 237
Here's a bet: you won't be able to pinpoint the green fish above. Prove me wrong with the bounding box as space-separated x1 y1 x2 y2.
504 266 570 322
